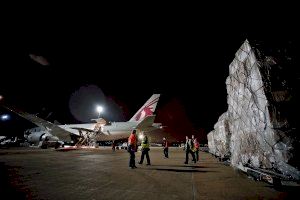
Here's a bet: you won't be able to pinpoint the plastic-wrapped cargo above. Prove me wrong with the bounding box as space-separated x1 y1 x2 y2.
208 39 300 180
207 113 230 159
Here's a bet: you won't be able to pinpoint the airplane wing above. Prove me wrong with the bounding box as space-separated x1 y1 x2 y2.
3 105 73 142
70 127 95 133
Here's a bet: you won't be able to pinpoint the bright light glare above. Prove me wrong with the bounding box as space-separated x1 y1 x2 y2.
138 134 144 140
96 106 103 113
0 95 3 100
1 114 9 121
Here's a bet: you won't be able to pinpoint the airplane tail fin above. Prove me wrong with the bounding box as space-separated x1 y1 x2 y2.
129 94 160 122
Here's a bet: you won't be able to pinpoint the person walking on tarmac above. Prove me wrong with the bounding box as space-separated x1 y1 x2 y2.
162 137 169 158
184 135 196 164
128 130 138 169
193 138 200 161
191 135 195 143
138 134 151 165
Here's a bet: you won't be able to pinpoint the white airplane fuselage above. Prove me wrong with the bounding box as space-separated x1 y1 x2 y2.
19 94 162 146
59 121 138 135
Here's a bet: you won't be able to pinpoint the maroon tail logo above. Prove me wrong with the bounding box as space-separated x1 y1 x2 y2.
135 107 153 121
134 97 158 121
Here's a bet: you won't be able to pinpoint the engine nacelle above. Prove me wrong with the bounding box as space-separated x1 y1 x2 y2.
26 131 59 146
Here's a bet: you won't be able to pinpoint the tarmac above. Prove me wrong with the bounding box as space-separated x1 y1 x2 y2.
0 147 298 200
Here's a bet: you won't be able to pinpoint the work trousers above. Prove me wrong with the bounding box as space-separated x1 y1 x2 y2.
163 147 169 158
185 149 196 164
129 151 136 168
140 148 151 164
195 149 199 161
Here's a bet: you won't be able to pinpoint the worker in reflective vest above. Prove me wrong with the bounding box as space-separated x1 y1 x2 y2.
184 135 196 164
139 134 151 165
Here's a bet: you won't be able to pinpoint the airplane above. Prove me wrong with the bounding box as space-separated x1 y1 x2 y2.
3 94 164 148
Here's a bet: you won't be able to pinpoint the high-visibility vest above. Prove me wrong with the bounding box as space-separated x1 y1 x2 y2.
141 136 150 149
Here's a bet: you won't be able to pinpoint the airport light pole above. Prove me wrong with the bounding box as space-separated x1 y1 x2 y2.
1 114 10 121
96 106 103 118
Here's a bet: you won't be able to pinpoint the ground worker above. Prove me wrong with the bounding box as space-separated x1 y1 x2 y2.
184 135 196 164
162 137 169 158
138 134 151 165
193 138 200 161
128 130 138 169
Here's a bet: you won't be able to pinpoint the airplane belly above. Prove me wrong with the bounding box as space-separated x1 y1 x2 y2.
102 127 133 135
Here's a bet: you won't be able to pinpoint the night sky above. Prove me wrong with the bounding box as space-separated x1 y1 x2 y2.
1 11 298 141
